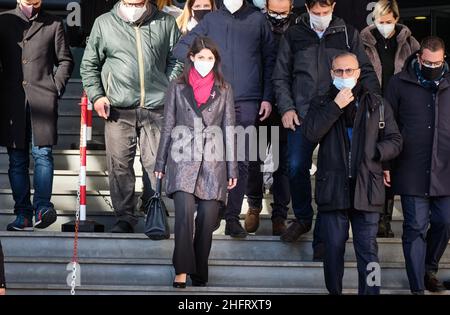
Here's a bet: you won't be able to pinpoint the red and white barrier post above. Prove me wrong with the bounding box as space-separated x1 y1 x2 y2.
62 91 104 233
79 93 88 221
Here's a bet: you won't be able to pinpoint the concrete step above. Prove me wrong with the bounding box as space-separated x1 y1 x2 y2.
57 115 105 134
0 208 407 238
2 232 450 294
0 186 405 216
2 232 449 265
63 79 83 99
0 149 135 172
56 133 105 150
4 255 450 290
4 283 421 295
0 170 146 191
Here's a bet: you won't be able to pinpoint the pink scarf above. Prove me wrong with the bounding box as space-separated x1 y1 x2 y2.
189 67 215 107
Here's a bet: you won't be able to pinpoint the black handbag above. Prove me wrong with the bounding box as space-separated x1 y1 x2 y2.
144 178 170 240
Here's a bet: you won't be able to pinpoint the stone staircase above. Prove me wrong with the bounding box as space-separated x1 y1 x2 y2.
0 79 449 295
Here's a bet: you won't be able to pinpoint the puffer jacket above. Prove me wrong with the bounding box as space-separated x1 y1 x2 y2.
80 2 183 109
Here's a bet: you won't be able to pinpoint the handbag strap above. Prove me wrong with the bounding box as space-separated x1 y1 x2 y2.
155 177 162 197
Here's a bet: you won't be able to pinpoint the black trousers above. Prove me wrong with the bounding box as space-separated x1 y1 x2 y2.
225 101 260 221
246 109 290 220
173 191 220 283
321 209 380 295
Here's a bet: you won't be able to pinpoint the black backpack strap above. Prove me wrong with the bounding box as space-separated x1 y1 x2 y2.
376 94 385 141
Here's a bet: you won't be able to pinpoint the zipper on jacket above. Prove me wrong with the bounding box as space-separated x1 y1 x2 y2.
106 72 112 97
348 145 352 179
134 26 146 107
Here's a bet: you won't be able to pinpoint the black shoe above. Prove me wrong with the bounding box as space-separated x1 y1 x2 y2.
213 204 226 232
313 243 325 262
225 220 247 238
173 282 187 289
34 207 57 229
377 219 395 238
425 272 446 292
412 290 425 295
192 280 207 287
110 221 134 233
280 220 311 242
443 280 450 290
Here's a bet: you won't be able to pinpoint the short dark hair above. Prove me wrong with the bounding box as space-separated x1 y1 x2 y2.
419 36 446 55
305 0 335 9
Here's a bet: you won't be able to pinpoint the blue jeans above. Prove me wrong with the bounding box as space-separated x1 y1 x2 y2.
7 145 54 216
401 195 450 292
287 127 322 246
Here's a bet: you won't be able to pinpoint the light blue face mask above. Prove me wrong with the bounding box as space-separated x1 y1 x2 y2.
253 0 266 10
333 77 357 90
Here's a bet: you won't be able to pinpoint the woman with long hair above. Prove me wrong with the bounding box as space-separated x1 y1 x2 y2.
154 37 238 288
176 0 216 34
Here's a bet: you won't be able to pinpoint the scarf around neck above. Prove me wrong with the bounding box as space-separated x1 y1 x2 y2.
189 67 215 107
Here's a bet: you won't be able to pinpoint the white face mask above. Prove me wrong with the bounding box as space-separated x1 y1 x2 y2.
194 60 215 77
119 3 147 23
252 0 266 10
375 22 395 39
333 77 357 91
223 0 244 14
309 13 332 32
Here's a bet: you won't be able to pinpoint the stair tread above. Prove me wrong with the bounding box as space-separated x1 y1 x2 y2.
0 231 410 244
0 208 405 221
5 283 426 295
6 256 445 268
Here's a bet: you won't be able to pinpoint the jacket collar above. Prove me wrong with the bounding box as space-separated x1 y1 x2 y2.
113 1 159 26
181 84 222 118
399 53 450 91
361 24 412 47
220 1 250 18
15 6 48 40
297 13 349 39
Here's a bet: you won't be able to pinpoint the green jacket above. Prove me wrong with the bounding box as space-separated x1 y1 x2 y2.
80 3 183 109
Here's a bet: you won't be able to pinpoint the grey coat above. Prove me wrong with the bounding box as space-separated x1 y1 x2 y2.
154 81 238 203
361 24 420 87
0 7 74 148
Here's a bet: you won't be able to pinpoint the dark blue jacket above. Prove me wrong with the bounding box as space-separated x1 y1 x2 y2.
173 3 277 103
386 54 450 197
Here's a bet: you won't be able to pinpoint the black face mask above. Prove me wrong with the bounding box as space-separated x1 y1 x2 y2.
192 9 211 22
421 64 444 81
266 13 291 30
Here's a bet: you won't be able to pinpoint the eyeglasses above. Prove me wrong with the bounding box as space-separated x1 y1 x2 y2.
267 10 290 19
420 59 445 68
122 1 146 8
332 68 359 77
